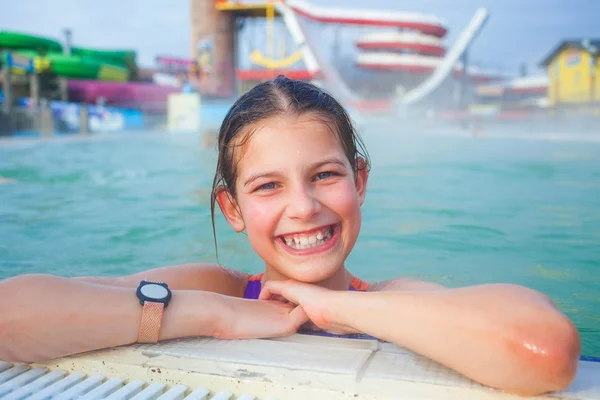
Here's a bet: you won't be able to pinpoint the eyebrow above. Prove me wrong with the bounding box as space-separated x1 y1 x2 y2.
243 157 348 187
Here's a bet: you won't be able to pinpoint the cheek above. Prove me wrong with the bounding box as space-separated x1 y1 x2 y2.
331 182 363 242
240 198 279 235
323 181 362 216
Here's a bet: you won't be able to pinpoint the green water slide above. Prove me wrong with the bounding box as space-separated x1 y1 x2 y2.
2 50 129 81
71 47 136 68
45 52 129 81
0 31 63 52
1 31 135 81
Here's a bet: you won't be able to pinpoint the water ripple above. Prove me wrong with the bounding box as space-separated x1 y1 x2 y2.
1 132 599 356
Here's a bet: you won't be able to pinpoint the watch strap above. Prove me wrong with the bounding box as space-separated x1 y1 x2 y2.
137 301 164 343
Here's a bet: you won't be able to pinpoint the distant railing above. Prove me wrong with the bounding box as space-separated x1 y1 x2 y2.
0 103 169 137
0 106 41 137
0 99 235 137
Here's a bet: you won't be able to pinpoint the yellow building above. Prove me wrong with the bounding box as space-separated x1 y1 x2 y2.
541 39 600 106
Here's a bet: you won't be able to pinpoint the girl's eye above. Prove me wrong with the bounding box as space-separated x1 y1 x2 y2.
315 171 336 180
256 182 277 191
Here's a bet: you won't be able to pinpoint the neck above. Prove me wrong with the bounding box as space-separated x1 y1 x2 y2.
263 264 354 291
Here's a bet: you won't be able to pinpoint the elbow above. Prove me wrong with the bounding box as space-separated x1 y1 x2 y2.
0 306 29 363
0 274 57 363
0 346 29 364
540 316 580 393
509 314 581 396
0 349 47 364
0 322 53 363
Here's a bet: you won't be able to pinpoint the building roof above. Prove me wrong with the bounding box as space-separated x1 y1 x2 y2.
540 39 600 66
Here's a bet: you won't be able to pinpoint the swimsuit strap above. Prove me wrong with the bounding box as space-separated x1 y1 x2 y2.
243 273 264 299
349 277 370 291
243 273 369 299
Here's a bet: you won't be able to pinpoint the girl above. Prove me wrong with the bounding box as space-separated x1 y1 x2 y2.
0 76 579 396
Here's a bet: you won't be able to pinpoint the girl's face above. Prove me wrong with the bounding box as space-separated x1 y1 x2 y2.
219 113 368 283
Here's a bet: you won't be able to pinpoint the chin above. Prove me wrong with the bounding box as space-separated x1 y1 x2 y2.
281 260 342 283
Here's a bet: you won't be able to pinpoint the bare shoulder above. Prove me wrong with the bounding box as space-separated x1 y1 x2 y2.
370 277 447 292
74 263 250 297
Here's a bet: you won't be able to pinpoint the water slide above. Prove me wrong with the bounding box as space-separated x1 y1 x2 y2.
0 30 135 82
400 8 489 105
273 1 362 104
274 0 489 108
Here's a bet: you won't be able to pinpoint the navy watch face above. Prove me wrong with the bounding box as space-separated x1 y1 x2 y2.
140 283 169 301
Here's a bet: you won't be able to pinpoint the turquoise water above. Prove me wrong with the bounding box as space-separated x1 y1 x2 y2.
1 130 599 356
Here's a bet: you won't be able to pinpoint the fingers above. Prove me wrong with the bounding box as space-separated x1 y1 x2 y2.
258 280 286 301
288 304 309 329
261 281 308 331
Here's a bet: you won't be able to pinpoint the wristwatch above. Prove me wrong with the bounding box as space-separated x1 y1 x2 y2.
136 280 172 343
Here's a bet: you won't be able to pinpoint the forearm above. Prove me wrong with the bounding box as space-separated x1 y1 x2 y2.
0 274 221 363
71 263 246 296
332 285 579 395
71 263 215 289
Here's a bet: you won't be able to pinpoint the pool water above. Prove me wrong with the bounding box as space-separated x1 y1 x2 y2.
1 129 599 356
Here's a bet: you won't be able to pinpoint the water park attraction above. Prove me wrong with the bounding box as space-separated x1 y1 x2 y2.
3 1 598 128
0 31 132 82
190 0 493 113
0 30 181 115
193 0 598 123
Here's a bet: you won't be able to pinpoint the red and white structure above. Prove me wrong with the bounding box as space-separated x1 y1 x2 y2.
277 0 495 106
354 17 499 83
203 0 491 107
287 0 448 36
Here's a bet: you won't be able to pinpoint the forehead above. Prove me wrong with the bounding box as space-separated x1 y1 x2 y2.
236 114 348 174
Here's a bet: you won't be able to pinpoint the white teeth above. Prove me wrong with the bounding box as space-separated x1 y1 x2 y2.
281 226 335 250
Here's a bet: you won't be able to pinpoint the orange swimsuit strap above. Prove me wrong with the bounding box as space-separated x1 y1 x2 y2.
350 276 370 291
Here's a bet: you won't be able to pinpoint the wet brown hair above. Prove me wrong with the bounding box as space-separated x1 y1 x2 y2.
210 75 370 256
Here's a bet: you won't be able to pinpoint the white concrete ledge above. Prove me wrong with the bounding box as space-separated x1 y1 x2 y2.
0 335 596 399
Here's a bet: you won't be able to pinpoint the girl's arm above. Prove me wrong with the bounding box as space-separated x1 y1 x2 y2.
260 281 581 396
0 274 307 363
72 263 249 296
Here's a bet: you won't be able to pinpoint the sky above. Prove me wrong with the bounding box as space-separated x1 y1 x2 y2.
1 0 598 76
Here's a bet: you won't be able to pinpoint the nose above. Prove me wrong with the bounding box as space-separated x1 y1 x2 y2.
286 183 321 220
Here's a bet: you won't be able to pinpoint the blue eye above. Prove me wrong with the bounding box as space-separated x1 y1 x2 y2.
257 182 277 191
315 171 334 180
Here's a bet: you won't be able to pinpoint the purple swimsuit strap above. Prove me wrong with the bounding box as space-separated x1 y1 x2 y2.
243 273 369 299
243 278 263 300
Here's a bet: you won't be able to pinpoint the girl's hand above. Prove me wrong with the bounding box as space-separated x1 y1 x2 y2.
259 280 359 335
213 294 309 339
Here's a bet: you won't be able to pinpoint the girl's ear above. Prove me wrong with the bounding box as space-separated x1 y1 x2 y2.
216 187 246 232
355 157 369 206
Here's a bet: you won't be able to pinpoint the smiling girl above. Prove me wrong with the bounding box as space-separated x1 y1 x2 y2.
0 76 579 396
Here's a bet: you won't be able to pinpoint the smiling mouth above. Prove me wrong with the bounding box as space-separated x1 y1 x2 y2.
278 225 336 250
